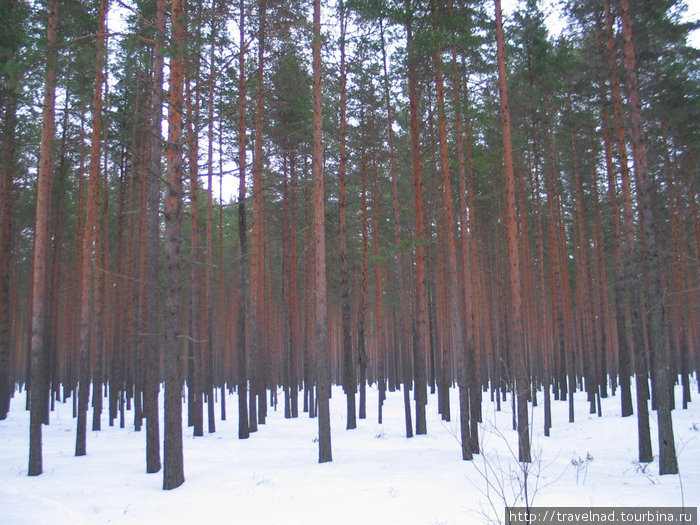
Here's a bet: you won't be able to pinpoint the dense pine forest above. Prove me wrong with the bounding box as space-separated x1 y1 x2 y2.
0 0 698 493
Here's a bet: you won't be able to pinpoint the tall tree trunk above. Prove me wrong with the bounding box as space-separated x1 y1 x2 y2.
463 66 483 440
205 2 218 434
338 0 356 430
495 0 530 463
236 0 250 440
0 84 18 422
282 154 293 418
618 0 677 475
218 106 227 421
450 3 478 456
91 71 107 432
431 1 470 458
406 0 427 435
143 0 166 474
312 0 331 463
289 153 300 418
122 112 140 433
249 0 268 431
28 0 58 476
163 0 186 490
303 191 316 418
357 133 369 421
368 92 386 425
664 128 690 410
603 0 652 462
186 58 203 437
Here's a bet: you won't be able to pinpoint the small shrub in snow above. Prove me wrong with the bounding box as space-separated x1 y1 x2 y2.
570 452 594 485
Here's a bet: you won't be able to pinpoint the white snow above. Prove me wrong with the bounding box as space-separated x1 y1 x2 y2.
1 382 698 524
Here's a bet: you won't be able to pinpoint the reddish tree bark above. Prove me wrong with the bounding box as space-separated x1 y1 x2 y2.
28 0 58 476
495 0 530 462
431 0 470 457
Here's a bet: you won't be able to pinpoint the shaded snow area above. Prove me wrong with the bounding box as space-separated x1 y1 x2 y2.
2 382 699 524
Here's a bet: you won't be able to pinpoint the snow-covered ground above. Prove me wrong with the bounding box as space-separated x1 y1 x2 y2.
1 381 698 524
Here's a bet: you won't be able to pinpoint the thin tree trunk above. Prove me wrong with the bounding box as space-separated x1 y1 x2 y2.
249 0 268 431
289 153 299 418
186 59 203 437
357 112 369 422
122 116 140 433
303 190 316 418
75 0 108 458
282 153 293 419
589 131 613 406
463 67 483 438
0 84 18 421
406 0 427 435
495 0 530 463
28 0 58 476
91 75 108 432
312 0 331 463
144 0 166 474
338 0 356 430
368 92 386 425
218 105 227 422
205 2 218 434
162 0 186 490
664 128 690 410
236 0 250 440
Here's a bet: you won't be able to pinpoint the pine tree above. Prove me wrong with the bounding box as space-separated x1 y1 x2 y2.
406 0 428 436
236 0 251 440
163 0 186 491
495 0 530 463
75 0 108 458
618 0 677 475
144 0 167 474
313 0 332 464
28 0 59 477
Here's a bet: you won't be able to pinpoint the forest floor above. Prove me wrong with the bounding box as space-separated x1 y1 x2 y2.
1 380 698 524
